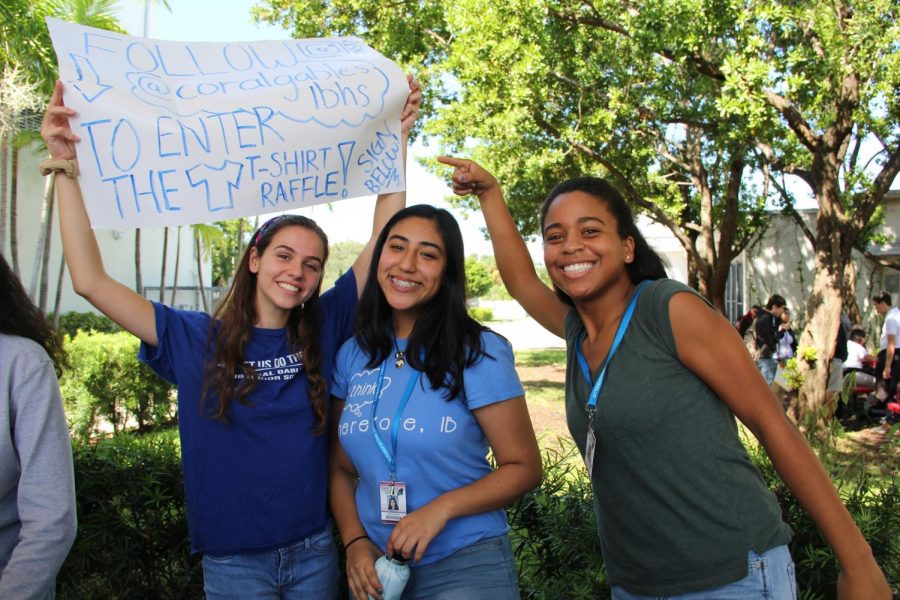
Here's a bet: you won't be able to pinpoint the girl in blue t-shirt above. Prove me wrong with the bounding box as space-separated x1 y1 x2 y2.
41 78 420 599
330 205 542 600
436 157 891 600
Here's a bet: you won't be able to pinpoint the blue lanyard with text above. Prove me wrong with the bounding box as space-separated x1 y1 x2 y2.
371 358 420 481
575 280 649 416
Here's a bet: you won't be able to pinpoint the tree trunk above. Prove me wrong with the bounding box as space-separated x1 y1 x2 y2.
708 267 730 316
52 254 66 327
159 226 169 302
794 155 848 434
135 228 143 296
842 259 861 325
170 225 181 305
196 234 208 313
30 173 55 301
9 146 19 275
38 183 55 312
794 253 843 433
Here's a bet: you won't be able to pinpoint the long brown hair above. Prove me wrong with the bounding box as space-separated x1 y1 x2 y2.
203 215 330 433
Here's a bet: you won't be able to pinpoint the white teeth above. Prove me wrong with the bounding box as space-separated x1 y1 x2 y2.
278 282 299 292
563 262 593 273
391 277 419 289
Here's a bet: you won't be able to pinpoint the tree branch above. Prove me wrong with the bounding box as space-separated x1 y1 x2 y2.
533 114 698 251
768 174 817 248
763 90 820 151
856 247 900 271
848 141 900 233
754 141 814 189
549 6 725 81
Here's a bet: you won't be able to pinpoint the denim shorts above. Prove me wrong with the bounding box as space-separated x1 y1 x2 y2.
402 533 520 600
611 544 796 600
201 525 338 599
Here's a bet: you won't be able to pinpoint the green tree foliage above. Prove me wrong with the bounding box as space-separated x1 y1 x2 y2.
255 0 900 420
210 218 249 286
252 0 776 314
0 0 123 97
465 255 494 299
322 239 365 291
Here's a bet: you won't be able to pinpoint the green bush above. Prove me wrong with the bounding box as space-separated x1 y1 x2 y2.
506 439 898 599
57 430 202 599
55 433 898 598
60 331 176 440
468 306 494 323
57 311 120 338
746 442 899 598
465 256 495 299
508 442 607 599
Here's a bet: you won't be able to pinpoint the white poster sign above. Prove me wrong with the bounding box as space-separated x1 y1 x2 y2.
46 18 408 228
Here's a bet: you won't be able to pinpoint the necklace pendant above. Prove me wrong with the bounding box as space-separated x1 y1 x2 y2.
394 351 405 369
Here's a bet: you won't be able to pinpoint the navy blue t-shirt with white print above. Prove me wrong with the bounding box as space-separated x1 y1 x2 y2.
139 270 357 555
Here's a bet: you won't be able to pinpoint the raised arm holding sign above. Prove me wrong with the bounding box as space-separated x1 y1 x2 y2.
42 33 421 592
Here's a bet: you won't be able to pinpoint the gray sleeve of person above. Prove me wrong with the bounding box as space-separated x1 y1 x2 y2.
0 336 77 600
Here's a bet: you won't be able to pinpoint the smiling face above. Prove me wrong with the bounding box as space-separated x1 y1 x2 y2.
542 191 635 304
249 225 325 328
377 216 447 336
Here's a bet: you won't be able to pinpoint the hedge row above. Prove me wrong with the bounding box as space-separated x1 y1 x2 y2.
56 434 898 599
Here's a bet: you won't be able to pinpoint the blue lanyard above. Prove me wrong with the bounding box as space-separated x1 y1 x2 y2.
371 358 420 481
575 280 649 413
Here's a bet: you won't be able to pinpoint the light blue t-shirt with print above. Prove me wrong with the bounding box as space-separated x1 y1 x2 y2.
332 331 524 565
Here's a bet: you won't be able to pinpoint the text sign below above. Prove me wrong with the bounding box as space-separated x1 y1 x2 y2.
47 18 408 228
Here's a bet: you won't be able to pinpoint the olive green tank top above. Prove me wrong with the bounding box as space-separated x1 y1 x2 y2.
564 279 791 595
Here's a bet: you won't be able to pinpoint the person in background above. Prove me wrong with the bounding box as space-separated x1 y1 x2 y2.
440 155 891 599
872 291 900 402
735 304 760 338
752 295 787 385
773 307 797 366
841 328 879 417
0 254 77 600
844 328 876 377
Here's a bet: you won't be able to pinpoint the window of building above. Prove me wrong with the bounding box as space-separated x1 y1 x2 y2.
725 261 744 323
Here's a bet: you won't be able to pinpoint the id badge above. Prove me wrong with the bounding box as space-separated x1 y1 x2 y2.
380 481 407 523
584 423 596 475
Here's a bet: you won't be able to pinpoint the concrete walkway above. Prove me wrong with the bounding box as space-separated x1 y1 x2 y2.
479 300 565 350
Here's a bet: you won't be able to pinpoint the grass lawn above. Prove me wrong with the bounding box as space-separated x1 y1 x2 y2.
514 349 570 454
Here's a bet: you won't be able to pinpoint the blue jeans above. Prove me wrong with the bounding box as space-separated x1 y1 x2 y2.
611 545 796 600
403 533 520 600
758 358 778 385
202 525 338 599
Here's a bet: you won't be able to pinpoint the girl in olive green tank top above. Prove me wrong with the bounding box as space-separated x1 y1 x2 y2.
438 156 891 599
